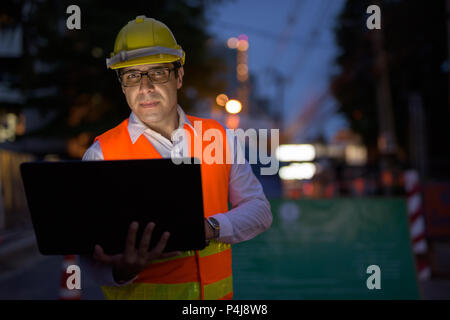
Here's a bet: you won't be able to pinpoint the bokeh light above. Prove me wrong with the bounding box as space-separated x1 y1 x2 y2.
225 99 242 114
216 93 229 107
237 39 249 51
227 37 239 49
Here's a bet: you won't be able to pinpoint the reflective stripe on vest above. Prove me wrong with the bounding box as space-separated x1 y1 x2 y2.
101 274 233 300
101 241 232 300
94 115 232 300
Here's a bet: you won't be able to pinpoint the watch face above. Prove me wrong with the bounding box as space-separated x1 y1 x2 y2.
208 218 220 238
209 217 219 227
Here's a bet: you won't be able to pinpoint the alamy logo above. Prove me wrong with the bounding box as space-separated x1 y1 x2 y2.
170 121 280 176
66 5 81 30
66 264 81 290
366 265 381 290
366 5 381 30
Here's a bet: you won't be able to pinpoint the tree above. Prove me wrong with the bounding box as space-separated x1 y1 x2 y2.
332 0 449 178
1 0 228 158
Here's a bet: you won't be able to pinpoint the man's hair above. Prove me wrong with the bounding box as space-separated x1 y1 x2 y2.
172 61 182 78
116 61 182 80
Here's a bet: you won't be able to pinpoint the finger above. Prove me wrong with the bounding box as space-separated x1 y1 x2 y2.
138 222 155 258
93 244 113 264
124 221 139 257
150 231 171 256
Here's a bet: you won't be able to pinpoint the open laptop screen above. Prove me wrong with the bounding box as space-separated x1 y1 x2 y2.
20 158 206 255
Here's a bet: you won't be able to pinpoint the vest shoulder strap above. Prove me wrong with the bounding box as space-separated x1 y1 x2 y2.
94 118 129 145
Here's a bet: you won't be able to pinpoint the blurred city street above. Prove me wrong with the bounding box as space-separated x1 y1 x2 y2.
0 224 102 299
1 0 450 301
1 221 450 300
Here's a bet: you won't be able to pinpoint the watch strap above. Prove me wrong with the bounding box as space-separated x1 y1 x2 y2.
207 217 220 239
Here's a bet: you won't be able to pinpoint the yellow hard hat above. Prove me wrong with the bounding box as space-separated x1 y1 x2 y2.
106 15 185 69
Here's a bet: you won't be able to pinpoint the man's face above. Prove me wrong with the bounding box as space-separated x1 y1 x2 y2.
119 63 184 126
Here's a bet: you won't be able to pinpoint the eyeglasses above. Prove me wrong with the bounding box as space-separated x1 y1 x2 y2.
118 67 176 87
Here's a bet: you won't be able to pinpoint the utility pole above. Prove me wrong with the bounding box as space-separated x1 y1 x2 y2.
370 1 398 195
273 70 286 134
408 93 427 180
236 36 249 116
447 0 450 112
371 28 397 156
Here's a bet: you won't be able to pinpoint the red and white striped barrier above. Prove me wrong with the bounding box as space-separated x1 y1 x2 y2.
404 170 431 280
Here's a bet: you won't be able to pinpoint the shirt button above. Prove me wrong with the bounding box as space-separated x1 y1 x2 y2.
171 133 183 142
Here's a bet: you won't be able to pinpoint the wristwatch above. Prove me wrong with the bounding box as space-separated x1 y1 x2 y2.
206 217 220 239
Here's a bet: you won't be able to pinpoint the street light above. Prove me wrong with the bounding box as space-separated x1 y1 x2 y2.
227 34 249 114
237 39 249 52
216 93 229 107
227 37 239 49
275 144 316 162
225 99 242 114
279 163 316 180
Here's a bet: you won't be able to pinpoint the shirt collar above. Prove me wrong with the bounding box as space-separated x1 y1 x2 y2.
128 104 195 144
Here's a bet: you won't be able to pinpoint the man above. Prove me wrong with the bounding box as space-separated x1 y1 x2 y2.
81 15 272 300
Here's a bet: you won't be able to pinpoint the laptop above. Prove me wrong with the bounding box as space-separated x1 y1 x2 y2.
20 158 206 255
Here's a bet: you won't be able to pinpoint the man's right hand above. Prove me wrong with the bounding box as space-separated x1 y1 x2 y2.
92 221 181 283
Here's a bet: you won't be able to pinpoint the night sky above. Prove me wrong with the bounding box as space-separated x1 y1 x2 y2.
207 0 349 142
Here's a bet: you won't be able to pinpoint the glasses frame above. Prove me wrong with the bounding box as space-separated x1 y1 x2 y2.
118 67 177 87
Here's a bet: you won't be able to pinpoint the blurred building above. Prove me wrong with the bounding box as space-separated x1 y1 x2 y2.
0 15 64 234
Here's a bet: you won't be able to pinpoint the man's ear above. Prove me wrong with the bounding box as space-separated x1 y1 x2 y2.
176 67 184 90
121 86 126 94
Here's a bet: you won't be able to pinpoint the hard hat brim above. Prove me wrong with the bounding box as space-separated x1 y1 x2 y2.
109 54 184 70
108 16 186 70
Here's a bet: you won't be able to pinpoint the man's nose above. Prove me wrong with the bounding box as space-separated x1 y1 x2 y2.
139 75 155 91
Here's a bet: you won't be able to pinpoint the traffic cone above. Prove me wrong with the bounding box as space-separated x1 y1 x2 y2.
59 254 81 300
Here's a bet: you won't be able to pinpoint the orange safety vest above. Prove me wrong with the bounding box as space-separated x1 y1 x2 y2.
93 114 233 300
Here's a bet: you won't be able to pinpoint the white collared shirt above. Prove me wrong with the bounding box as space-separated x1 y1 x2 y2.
81 105 272 286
